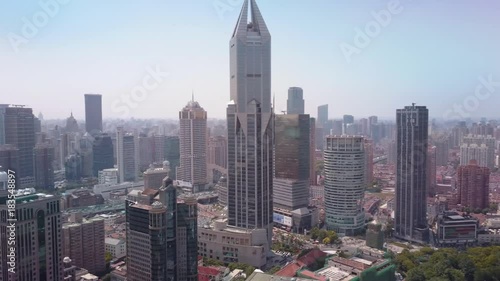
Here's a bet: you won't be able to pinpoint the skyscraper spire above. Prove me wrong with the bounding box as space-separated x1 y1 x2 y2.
192 90 194 102
232 0 269 38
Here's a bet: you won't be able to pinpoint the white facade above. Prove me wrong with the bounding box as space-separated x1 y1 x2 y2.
105 238 126 258
460 143 489 167
93 182 132 200
324 136 366 235
98 168 119 184
178 99 208 192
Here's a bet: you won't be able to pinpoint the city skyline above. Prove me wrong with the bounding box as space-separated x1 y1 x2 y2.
1 1 500 120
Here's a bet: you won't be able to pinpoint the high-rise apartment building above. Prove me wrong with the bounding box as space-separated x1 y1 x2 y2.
207 136 227 170
395 104 429 243
3 105 36 186
457 160 490 210
179 99 208 192
0 191 64 280
33 143 55 190
92 133 114 177
62 214 106 275
324 136 366 235
461 134 495 169
207 136 227 183
287 87 304 114
274 114 310 211
226 0 274 248
435 138 449 166
126 178 197 281
84 94 102 135
460 143 489 169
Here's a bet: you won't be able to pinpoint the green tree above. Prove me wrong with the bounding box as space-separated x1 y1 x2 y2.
406 267 426 281
105 252 113 263
322 237 331 245
267 266 281 274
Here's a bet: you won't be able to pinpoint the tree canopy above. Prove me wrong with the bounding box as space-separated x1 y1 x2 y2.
394 246 500 281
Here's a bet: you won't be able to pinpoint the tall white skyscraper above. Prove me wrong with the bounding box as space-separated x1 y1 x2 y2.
324 136 366 235
117 127 137 183
179 98 208 192
226 0 274 247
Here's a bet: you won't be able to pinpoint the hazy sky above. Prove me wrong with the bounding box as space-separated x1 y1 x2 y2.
1 0 499 120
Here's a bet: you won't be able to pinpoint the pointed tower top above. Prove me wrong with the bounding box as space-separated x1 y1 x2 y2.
192 90 194 102
232 0 269 38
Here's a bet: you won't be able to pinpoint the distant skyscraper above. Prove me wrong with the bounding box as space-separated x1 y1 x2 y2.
0 104 7 145
226 0 273 248
343 114 354 135
368 116 378 137
457 160 490 210
317 104 328 127
331 120 343 136
178 99 208 192
359 118 369 136
33 143 55 190
165 136 180 180
84 94 102 135
0 144 19 173
435 138 449 166
364 139 374 187
274 114 310 211
427 145 437 197
92 133 114 176
65 112 79 133
287 87 304 114
395 104 429 243
138 135 154 171
0 192 64 280
117 128 137 182
324 136 366 235
4 105 36 187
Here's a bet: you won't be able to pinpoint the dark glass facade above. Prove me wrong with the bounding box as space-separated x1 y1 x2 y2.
84 94 102 135
92 133 114 176
395 104 429 243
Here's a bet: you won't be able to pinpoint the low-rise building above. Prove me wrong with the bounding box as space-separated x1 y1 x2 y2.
105 238 126 259
436 212 478 246
198 219 267 268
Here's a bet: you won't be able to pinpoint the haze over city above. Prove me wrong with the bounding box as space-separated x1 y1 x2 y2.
1 0 500 119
